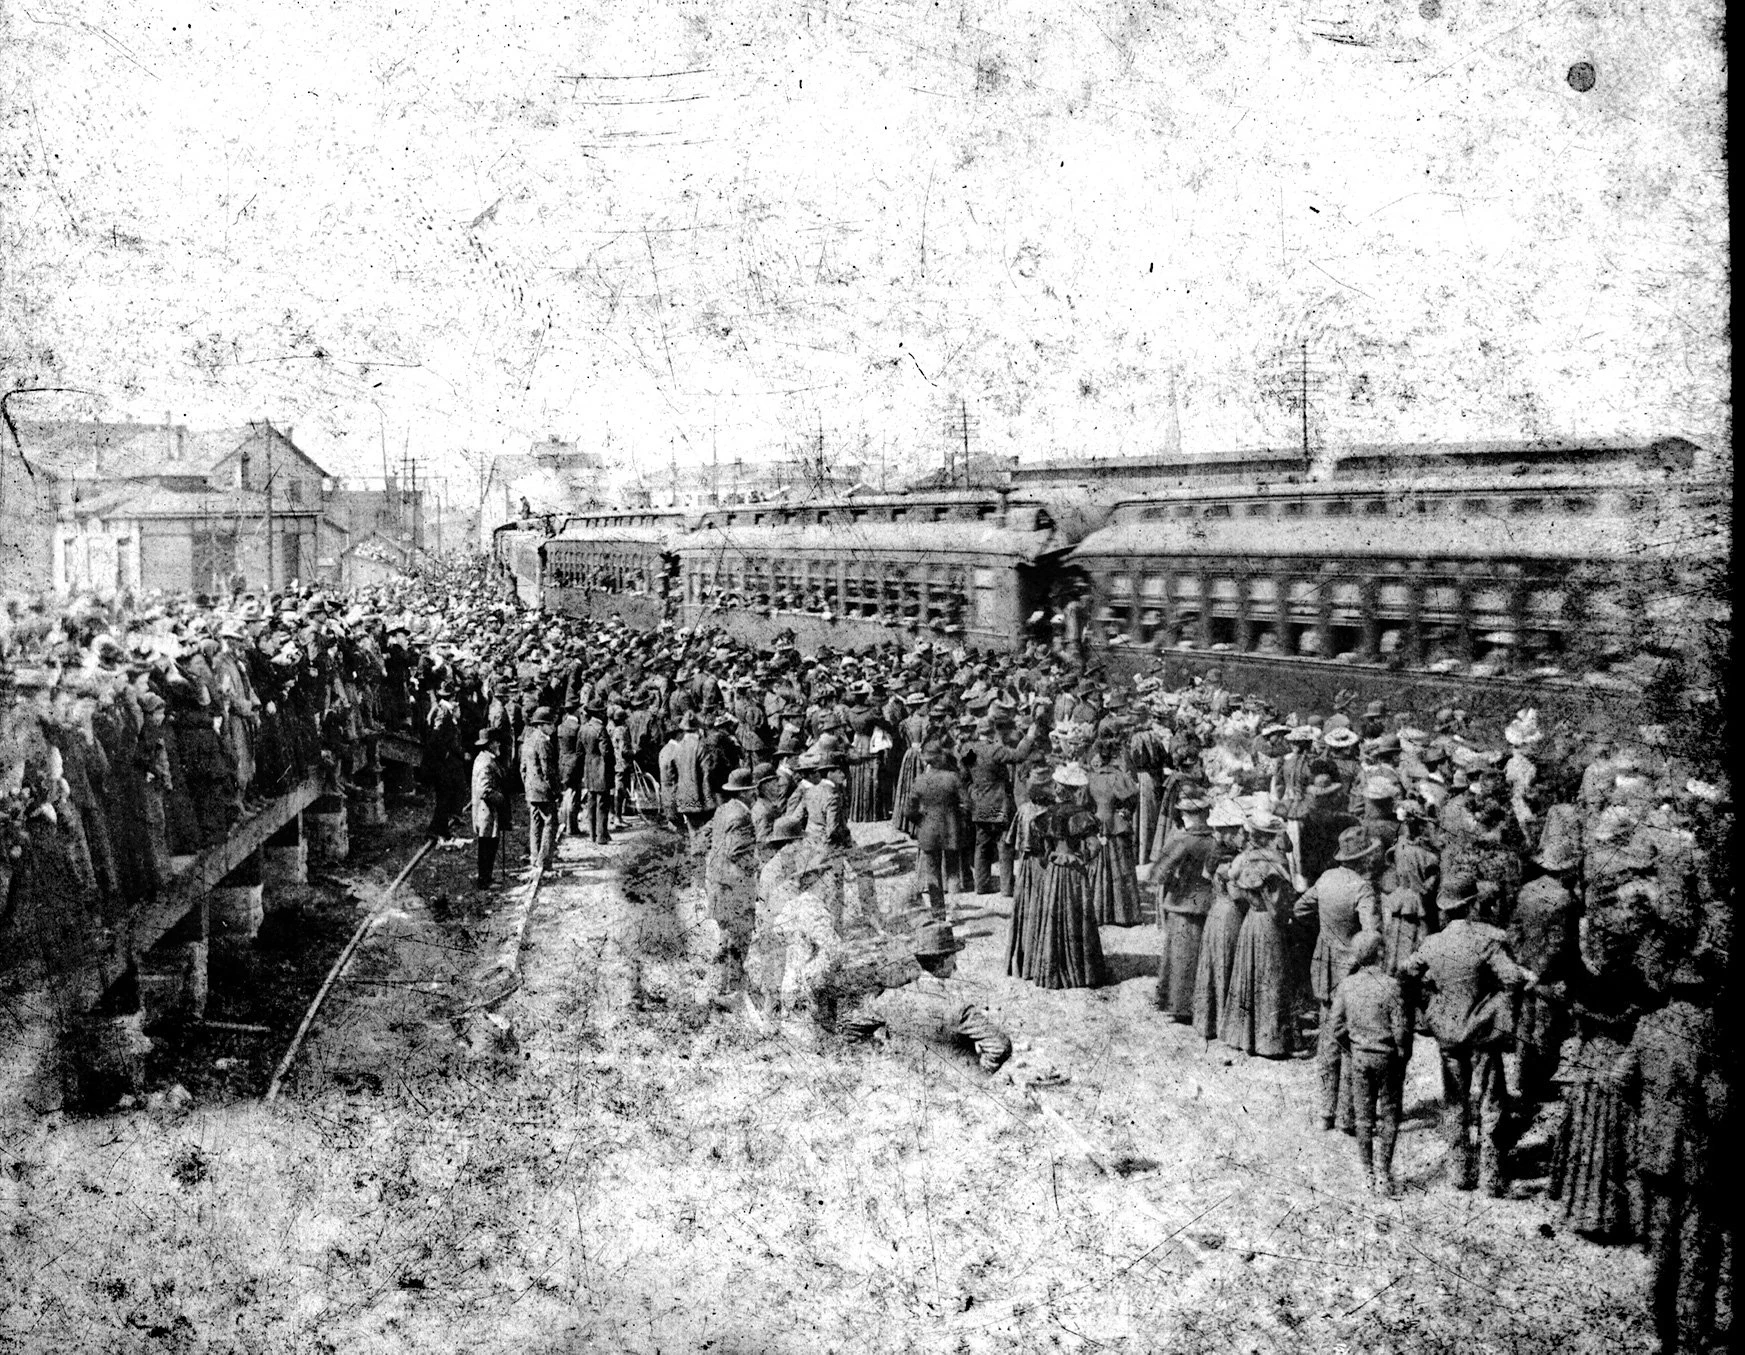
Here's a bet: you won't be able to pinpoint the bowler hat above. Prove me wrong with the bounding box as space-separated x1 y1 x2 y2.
721 768 759 795
474 731 497 750
530 706 555 725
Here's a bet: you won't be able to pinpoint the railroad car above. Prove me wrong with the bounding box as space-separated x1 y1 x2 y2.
1068 437 1728 719
670 489 1080 653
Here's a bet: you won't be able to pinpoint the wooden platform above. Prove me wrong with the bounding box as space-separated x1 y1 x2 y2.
72 773 324 1011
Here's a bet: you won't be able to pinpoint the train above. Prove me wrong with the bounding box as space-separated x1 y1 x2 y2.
491 437 1728 722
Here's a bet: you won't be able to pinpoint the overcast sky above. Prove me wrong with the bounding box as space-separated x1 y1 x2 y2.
1 0 1728 495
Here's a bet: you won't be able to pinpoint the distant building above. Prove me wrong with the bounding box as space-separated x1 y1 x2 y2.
13 418 347 597
480 437 606 544
340 533 414 590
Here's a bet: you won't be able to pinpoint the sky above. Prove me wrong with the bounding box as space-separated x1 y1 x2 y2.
1 0 1729 500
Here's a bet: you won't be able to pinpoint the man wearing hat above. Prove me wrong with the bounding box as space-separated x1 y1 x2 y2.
471 729 509 888
1293 826 1384 1133
557 700 584 837
838 921 1013 1072
961 713 1040 897
704 767 762 1003
1298 772 1357 888
659 710 715 847
1507 836 1581 1106
578 699 616 845
907 742 968 919
1401 873 1533 1195
1326 931 1410 1196
1610 962 1724 1352
520 706 560 870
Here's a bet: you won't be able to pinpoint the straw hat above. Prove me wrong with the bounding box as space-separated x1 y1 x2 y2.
1324 727 1359 749
1334 827 1379 862
1052 762 1089 788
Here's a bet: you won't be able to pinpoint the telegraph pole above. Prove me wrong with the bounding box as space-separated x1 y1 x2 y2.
1300 340 1310 472
960 398 971 488
263 422 274 591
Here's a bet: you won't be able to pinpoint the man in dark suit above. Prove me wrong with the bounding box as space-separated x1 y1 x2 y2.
660 711 715 846
556 700 583 836
578 701 616 844
1401 873 1533 1195
906 742 966 920
961 715 1039 896
519 706 559 870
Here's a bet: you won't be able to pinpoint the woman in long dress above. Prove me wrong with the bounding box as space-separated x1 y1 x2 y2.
1027 764 1106 989
1548 942 1646 1241
1004 773 1053 978
846 703 891 822
1190 800 1248 1039
889 698 931 833
1222 816 1299 1057
1087 738 1143 926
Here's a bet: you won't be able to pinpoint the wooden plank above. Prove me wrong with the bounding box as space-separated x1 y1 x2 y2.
66 774 324 1012
377 732 423 767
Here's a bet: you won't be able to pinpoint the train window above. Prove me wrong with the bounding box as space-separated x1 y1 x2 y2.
850 509 867 523
821 563 839 613
1245 503 1272 517
1203 503 1232 519
844 573 862 615
1174 505 1195 520
933 506 952 522
890 507 908 523
1376 582 1412 614
1563 496 1596 515
1415 499 1439 515
1511 498 1543 515
1283 502 1306 518
1625 492 1656 513
979 504 999 520
1109 573 1133 597
1329 624 1364 661
1363 500 1387 516
1462 498 1493 515
1170 574 1201 600
1142 506 1168 522
1207 617 1238 649
1323 501 1352 517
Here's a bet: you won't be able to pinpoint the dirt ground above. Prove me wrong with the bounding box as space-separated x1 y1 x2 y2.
0 806 1658 1355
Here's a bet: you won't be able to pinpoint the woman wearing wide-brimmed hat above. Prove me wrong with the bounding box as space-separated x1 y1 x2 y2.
1190 799 1250 1042
1025 763 1107 989
1146 787 1219 1021
1222 817 1298 1058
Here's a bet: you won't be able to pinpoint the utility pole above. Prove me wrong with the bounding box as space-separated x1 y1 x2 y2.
1300 340 1310 472
712 424 720 506
263 422 274 592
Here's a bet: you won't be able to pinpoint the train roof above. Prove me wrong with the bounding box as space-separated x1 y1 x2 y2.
1071 494 1721 563
547 524 676 547
677 519 1061 563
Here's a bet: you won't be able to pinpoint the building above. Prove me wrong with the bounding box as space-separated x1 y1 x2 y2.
479 438 607 544
340 533 414 589
14 418 347 597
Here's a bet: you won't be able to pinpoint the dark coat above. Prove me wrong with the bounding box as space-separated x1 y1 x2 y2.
519 724 559 804
1402 918 1527 1050
1152 827 1219 917
961 731 1037 823
659 732 713 814
557 713 582 787
578 716 615 793
908 768 967 853
1612 1001 1722 1186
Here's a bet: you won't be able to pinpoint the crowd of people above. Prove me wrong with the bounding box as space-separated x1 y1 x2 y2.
2 551 1731 1352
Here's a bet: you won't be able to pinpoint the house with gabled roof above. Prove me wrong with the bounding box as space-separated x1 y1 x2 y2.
11 417 349 598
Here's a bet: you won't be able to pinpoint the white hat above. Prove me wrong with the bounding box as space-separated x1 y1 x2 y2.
1052 762 1089 788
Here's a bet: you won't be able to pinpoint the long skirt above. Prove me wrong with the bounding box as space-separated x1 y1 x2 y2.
1136 772 1159 864
1088 831 1144 926
1028 860 1105 989
1223 906 1293 1057
848 745 887 822
890 747 923 832
1192 895 1247 1040
1157 911 1205 1020
1549 1038 1635 1241
1005 855 1045 978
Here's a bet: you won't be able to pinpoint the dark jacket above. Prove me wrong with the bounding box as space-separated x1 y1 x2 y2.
1328 967 1410 1056
519 724 559 803
1402 918 1528 1050
578 716 615 793
908 768 967 853
961 731 1037 823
